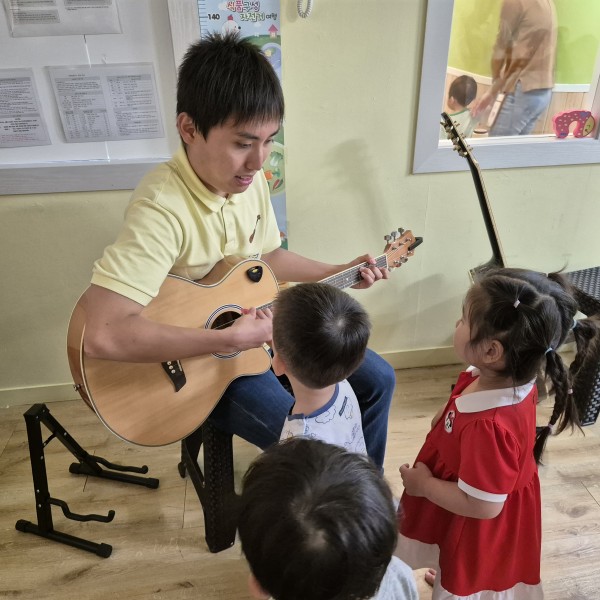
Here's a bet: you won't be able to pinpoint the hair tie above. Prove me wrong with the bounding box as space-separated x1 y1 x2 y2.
571 318 578 330
567 389 573 395
545 347 553 355
513 299 520 308
547 422 555 434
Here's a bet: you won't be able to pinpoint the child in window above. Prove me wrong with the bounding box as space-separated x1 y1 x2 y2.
440 74 478 139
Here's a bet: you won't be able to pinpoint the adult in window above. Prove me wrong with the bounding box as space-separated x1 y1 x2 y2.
472 0 557 136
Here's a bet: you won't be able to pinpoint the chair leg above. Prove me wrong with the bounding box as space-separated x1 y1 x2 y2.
179 423 238 553
202 423 238 552
572 344 600 426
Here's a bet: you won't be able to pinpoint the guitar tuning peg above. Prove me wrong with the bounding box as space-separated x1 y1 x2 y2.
391 231 398 240
384 234 391 242
397 227 405 235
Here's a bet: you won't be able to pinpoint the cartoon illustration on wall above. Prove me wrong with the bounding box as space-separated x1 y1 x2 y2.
261 42 281 79
222 14 241 35
262 140 284 195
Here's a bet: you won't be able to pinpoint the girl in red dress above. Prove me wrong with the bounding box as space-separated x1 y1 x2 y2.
396 268 600 599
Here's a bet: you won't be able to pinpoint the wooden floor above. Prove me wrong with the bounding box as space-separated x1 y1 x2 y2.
1 363 599 599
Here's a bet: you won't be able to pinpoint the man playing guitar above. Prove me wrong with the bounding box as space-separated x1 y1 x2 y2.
79 32 395 468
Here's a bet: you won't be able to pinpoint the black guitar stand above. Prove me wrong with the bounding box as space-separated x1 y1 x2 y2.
15 403 159 558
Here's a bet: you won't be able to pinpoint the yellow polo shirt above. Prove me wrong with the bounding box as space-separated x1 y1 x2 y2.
92 146 282 306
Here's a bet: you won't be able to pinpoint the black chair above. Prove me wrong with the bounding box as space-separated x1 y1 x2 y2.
566 267 600 425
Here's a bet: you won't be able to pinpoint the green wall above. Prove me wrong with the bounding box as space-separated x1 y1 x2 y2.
449 0 600 84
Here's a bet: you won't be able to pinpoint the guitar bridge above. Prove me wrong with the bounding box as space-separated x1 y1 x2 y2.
161 360 187 392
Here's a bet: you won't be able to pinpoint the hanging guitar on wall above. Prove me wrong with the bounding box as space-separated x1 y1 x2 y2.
440 112 507 282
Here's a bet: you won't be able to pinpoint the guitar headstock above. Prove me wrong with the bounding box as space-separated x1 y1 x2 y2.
383 228 423 270
440 111 477 167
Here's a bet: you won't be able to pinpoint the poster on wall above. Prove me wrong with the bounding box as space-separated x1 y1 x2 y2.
3 0 122 37
48 63 164 143
0 68 50 148
198 0 287 248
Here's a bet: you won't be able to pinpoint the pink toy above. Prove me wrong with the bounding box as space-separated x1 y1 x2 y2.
552 110 596 138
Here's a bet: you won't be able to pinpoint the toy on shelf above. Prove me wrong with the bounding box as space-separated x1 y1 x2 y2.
552 110 596 139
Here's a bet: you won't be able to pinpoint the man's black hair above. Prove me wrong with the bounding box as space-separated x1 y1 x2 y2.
177 32 284 138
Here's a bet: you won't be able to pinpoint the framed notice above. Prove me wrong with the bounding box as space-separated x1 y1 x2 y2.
48 63 164 143
0 68 50 147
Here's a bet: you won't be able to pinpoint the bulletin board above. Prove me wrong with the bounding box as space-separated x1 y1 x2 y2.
0 0 189 195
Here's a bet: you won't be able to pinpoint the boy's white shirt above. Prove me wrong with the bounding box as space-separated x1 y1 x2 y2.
279 379 366 455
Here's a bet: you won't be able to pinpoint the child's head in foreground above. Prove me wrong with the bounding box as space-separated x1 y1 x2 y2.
238 437 397 600
272 282 371 389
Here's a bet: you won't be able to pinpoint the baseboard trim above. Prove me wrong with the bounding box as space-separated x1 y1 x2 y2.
380 346 461 370
1 347 461 409
0 383 79 408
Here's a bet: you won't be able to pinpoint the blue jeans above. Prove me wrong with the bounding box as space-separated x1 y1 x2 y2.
207 348 395 469
490 81 552 136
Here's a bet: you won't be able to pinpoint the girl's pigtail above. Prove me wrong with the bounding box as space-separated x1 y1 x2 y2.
534 348 580 464
533 424 551 465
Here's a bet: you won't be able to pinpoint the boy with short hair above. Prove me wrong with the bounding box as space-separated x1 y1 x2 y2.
272 282 371 454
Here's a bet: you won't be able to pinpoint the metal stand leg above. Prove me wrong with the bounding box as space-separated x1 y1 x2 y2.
15 403 159 557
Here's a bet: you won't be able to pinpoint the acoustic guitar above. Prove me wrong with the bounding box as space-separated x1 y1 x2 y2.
440 112 507 281
67 228 422 446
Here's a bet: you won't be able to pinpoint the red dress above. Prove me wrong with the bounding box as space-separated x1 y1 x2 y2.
396 368 543 599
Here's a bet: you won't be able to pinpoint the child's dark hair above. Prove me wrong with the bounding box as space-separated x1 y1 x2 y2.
177 32 284 138
449 74 477 107
238 437 397 600
466 268 600 463
273 282 371 388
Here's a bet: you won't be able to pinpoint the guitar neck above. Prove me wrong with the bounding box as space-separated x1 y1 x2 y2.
467 158 505 269
256 255 389 310
320 255 388 289
441 111 506 274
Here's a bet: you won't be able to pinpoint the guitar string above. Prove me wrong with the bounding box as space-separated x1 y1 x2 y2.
208 255 392 332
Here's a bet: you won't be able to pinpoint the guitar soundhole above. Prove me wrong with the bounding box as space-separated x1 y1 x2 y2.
209 309 242 359
211 311 240 331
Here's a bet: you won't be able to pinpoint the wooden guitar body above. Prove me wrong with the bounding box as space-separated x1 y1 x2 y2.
67 260 278 447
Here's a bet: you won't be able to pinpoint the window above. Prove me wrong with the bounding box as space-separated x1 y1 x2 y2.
413 0 600 173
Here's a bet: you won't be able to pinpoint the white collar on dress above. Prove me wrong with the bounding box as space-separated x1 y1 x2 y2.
455 366 536 414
